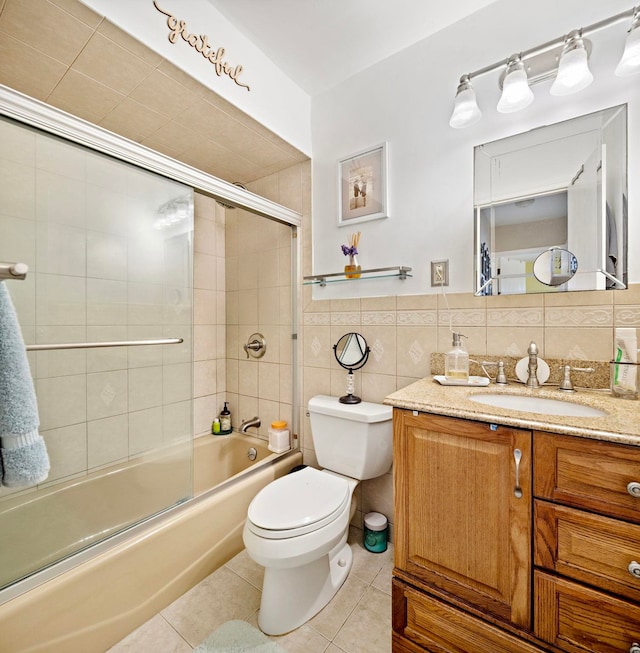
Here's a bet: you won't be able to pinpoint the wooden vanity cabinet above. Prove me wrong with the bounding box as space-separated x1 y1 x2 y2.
393 409 534 649
393 410 640 653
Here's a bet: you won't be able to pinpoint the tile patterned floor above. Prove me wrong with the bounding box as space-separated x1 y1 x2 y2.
108 527 393 653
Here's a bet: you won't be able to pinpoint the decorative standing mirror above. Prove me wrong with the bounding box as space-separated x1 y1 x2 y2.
474 104 627 295
334 333 370 404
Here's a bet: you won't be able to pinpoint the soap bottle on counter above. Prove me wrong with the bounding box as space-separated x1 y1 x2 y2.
445 332 469 382
219 402 232 434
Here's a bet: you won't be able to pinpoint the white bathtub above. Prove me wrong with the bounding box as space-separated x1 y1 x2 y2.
0 433 301 653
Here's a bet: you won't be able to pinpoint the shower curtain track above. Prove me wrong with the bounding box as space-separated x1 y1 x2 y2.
25 338 184 351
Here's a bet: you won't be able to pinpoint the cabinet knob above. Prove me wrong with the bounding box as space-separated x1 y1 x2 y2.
629 561 640 578
629 644 640 653
628 482 640 498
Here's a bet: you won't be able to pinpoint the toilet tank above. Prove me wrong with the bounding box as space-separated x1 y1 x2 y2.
307 395 393 480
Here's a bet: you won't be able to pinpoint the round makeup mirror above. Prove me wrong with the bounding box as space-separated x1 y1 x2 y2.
532 248 578 286
333 333 369 404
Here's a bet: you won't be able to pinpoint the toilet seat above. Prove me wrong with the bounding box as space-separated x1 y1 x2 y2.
247 467 350 540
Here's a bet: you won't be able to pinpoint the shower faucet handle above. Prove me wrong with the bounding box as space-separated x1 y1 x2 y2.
243 333 267 359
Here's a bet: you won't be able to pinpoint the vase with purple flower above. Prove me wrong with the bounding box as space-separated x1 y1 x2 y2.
342 232 361 279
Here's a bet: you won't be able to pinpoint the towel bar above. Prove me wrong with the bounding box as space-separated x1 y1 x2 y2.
26 338 183 351
0 261 28 280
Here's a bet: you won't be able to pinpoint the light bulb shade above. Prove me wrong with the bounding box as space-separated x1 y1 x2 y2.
449 83 481 128
550 43 593 96
615 23 640 76
497 67 534 113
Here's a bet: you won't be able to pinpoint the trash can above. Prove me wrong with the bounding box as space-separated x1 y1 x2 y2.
363 512 388 553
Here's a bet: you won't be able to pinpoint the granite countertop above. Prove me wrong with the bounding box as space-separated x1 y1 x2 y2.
384 376 640 447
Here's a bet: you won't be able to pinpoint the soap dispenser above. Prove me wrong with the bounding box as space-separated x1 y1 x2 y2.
219 402 232 435
445 332 469 381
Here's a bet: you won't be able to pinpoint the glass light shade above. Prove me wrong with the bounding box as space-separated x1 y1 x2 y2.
497 68 534 113
615 24 640 76
449 86 481 128
550 45 593 96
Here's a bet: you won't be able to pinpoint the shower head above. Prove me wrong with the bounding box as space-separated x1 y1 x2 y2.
216 182 247 210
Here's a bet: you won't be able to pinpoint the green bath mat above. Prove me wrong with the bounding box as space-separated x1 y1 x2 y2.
194 620 288 652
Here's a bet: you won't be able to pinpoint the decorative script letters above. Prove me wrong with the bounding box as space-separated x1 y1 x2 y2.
153 1 250 91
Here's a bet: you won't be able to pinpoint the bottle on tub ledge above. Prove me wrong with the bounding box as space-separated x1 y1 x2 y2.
219 402 232 435
268 420 290 453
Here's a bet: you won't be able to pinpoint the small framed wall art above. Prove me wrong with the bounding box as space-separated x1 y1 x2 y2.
338 142 388 226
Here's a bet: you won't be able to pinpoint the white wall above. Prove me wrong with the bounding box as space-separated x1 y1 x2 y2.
310 0 638 298
79 0 311 155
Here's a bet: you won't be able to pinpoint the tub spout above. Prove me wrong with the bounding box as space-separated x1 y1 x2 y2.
240 417 261 433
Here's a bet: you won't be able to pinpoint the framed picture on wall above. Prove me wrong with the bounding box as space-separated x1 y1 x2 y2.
338 142 388 226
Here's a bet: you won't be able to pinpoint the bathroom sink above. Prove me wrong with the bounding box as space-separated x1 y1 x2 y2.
468 393 607 417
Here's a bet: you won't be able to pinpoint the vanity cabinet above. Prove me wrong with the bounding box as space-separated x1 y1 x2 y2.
392 409 640 653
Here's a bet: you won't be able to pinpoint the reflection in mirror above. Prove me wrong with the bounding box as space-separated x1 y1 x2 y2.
533 248 578 286
333 333 369 404
474 105 627 296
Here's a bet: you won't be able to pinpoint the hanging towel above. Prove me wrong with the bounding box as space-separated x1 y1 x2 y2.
0 282 50 487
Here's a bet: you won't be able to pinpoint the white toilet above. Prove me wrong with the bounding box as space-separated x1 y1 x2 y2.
242 394 393 636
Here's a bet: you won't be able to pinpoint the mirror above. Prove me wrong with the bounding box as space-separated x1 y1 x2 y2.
532 248 578 286
333 333 369 404
474 105 627 296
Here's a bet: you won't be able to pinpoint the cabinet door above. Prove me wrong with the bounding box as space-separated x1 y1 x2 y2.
394 410 532 628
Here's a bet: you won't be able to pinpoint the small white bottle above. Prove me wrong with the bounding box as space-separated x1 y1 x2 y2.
445 332 469 382
268 420 290 453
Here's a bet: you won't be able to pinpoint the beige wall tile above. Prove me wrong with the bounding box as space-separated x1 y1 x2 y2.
614 283 640 305
72 32 153 95
486 326 545 358
545 327 613 360
100 97 168 142
544 288 614 307
397 294 437 310
48 0 102 28
129 69 199 119
96 20 163 66
0 33 66 99
0 0 93 65
396 326 436 378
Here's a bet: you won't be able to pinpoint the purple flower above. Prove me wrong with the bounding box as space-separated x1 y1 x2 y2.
341 245 358 256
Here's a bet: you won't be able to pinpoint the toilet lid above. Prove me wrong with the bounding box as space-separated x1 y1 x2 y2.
248 467 350 534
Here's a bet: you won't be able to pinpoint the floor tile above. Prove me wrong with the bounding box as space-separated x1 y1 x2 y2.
332 586 392 653
308 573 368 640
224 547 265 590
161 566 260 646
107 614 190 653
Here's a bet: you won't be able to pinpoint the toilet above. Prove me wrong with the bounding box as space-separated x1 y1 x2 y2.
242 395 393 636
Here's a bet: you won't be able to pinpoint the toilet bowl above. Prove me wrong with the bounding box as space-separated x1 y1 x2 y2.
242 395 392 635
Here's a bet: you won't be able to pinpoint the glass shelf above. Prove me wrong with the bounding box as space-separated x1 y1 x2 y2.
303 265 412 287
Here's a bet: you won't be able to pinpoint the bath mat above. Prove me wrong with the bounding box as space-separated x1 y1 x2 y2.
194 620 288 652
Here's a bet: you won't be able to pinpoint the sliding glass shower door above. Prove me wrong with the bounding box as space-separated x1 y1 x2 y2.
0 116 193 590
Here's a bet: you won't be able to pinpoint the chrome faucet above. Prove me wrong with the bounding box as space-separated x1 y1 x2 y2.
526 341 540 388
240 416 261 433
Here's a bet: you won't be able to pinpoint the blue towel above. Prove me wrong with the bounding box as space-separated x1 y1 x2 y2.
0 282 50 487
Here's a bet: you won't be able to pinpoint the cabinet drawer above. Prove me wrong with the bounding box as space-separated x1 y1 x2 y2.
535 501 640 602
393 579 545 653
535 571 640 653
534 431 640 523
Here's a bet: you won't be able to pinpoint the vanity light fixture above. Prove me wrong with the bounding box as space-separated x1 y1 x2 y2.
497 55 534 113
616 7 640 76
450 6 639 128
449 74 482 128
550 30 593 96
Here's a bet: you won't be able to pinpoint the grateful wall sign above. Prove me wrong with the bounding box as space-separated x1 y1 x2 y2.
153 1 250 91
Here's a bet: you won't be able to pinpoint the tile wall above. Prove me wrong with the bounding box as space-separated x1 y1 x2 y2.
298 281 640 536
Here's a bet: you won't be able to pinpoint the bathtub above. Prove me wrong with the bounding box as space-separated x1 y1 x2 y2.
0 433 301 653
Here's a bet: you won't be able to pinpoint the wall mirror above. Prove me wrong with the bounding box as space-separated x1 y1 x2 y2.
474 105 627 296
334 332 369 404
